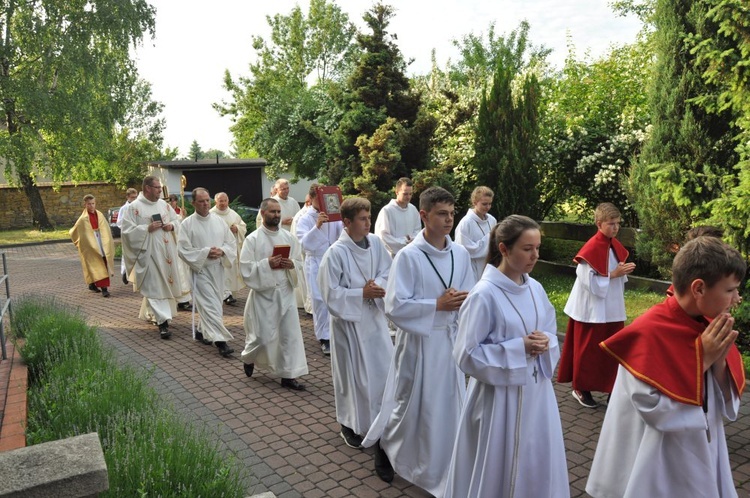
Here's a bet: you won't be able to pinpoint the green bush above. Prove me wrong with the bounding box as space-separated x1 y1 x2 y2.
9 294 70 339
13 295 248 497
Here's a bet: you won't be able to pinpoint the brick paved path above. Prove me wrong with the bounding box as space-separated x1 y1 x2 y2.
4 242 750 497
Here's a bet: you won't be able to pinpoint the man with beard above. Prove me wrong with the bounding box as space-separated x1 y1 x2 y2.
240 198 308 390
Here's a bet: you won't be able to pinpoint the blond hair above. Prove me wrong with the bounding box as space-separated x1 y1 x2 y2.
594 202 621 223
471 186 494 205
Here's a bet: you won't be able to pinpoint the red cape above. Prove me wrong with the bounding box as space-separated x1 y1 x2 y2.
574 230 629 275
600 296 746 405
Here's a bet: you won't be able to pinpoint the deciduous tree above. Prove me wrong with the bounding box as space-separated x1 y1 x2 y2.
0 0 157 228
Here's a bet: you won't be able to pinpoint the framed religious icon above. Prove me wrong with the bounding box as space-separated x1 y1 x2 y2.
317 185 343 222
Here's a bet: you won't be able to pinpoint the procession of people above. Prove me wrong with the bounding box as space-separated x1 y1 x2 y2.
71 175 745 498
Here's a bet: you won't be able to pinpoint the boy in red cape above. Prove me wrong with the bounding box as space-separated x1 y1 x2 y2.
558 202 636 407
586 236 746 498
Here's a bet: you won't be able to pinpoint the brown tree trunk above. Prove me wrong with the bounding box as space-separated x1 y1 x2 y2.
19 170 54 230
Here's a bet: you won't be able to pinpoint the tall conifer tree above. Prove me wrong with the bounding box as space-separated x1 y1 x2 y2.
629 0 737 274
474 60 541 220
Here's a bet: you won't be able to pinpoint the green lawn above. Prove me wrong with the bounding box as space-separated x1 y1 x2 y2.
0 227 70 246
534 273 665 333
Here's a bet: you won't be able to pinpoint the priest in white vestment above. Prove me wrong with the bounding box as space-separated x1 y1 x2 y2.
444 215 569 498
455 186 498 282
296 184 343 355
363 187 475 494
240 198 308 391
318 198 394 449
255 178 301 232
121 175 185 339
210 192 247 304
373 177 421 258
178 188 237 357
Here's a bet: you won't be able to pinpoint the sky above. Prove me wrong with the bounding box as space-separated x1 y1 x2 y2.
133 0 644 157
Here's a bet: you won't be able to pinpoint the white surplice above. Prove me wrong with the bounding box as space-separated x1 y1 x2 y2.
444 265 569 498
318 231 394 435
210 206 247 297
363 231 475 497
564 252 627 323
178 212 236 342
240 225 308 379
296 208 343 341
170 209 193 303
586 365 740 498
373 199 422 257
454 208 497 282
121 194 185 324
117 199 132 276
290 205 312 312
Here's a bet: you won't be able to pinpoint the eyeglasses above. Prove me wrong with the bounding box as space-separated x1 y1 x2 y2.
147 184 162 190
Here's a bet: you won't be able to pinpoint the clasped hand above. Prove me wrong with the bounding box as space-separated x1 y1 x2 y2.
207 247 224 260
524 331 549 357
436 288 468 311
610 262 636 278
701 313 738 372
363 280 385 299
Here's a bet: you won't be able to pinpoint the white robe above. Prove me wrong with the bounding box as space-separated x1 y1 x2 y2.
178 212 236 342
117 200 132 275
170 209 193 304
210 206 247 296
454 208 497 282
586 365 740 498
374 199 421 257
296 208 343 341
318 231 394 435
121 194 185 324
363 231 475 497
240 225 308 379
290 204 311 311
444 265 569 498
564 252 627 323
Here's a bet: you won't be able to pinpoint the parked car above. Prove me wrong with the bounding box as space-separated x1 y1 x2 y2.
107 207 121 237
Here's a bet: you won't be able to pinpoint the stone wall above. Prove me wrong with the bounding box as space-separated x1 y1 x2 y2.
0 182 133 230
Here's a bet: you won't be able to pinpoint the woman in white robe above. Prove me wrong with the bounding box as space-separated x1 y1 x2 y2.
444 215 570 498
455 186 497 282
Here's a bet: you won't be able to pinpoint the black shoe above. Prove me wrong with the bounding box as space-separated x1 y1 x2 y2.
88 283 100 292
215 341 234 357
101 288 110 298
320 339 331 356
122 273 129 285
158 322 171 339
572 390 598 408
194 331 212 345
340 426 363 449
281 378 306 391
177 302 192 312
223 295 237 305
374 441 394 483
243 363 254 377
